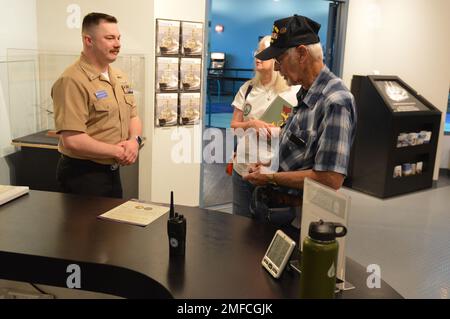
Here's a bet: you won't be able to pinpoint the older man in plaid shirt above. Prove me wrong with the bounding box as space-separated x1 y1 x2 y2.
244 14 356 213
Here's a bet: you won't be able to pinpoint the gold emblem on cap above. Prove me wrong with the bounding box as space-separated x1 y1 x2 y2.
273 25 279 33
280 27 287 34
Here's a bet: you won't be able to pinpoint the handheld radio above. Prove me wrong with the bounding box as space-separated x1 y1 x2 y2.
167 191 186 256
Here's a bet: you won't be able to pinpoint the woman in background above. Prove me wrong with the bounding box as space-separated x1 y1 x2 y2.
230 35 300 217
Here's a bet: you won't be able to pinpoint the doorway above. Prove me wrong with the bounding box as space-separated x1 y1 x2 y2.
200 0 349 209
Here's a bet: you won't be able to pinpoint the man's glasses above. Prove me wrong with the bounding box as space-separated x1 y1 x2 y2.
274 49 290 66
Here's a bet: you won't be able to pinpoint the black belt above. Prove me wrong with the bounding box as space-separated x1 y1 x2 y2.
60 154 119 171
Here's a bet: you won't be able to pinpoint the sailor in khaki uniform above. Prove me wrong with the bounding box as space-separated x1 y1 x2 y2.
52 12 142 198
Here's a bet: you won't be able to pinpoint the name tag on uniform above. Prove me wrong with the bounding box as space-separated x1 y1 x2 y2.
95 90 108 99
121 84 133 94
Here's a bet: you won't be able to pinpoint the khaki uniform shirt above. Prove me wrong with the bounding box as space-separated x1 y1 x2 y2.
52 53 137 165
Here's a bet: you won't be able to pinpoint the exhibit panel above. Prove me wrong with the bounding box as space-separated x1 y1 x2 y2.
346 75 441 198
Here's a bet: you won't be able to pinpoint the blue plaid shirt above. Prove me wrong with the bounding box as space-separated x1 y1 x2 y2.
277 66 356 195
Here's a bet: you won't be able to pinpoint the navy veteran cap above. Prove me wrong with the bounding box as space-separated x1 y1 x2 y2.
255 14 321 61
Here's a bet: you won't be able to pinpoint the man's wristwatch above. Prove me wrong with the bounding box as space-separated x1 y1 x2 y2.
135 135 143 147
267 173 277 186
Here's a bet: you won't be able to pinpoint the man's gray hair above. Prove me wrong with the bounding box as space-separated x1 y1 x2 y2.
306 43 323 61
286 42 323 62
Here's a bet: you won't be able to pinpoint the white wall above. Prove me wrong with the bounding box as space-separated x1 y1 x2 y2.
0 0 38 184
151 0 206 206
342 0 450 179
0 0 38 57
36 0 154 54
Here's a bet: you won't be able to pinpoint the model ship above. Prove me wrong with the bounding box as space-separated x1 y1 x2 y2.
159 27 179 54
181 99 200 125
158 100 178 126
159 64 178 90
182 65 200 90
183 29 202 55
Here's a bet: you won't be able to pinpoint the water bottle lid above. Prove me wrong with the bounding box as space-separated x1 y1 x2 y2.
308 220 347 242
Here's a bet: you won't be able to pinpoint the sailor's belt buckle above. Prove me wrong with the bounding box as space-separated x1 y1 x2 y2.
110 163 119 171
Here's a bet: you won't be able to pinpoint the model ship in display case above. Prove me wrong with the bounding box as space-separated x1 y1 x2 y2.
180 93 200 125
157 20 180 55
156 93 178 127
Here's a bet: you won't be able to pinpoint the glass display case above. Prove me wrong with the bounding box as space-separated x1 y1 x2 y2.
1 50 145 196
4 49 145 142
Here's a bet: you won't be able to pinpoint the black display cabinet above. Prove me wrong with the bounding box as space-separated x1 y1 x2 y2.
345 75 441 198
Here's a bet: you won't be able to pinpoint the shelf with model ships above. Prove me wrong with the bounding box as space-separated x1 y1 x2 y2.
156 20 203 57
155 19 204 128
154 92 201 127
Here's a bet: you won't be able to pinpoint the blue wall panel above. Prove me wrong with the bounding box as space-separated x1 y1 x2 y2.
209 0 330 69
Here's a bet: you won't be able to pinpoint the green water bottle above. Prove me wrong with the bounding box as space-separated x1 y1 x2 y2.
299 220 347 299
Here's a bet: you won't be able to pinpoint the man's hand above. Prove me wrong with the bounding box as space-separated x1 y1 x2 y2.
248 119 276 137
249 119 274 130
243 164 271 186
113 145 126 165
116 139 139 165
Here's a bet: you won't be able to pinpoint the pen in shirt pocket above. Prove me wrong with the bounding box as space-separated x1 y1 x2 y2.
289 134 306 146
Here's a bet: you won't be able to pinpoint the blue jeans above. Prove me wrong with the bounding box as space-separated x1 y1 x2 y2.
232 170 255 218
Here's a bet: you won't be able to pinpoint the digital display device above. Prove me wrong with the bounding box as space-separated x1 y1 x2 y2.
261 230 296 279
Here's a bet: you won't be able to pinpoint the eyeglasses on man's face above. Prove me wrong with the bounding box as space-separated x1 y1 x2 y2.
274 49 290 66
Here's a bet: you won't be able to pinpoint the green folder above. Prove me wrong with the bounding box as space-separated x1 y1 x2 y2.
259 95 294 127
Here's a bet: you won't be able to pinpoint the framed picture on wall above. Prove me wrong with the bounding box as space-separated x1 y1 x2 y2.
180 58 201 91
180 93 200 125
156 57 179 92
181 21 203 56
156 19 180 55
155 93 178 127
